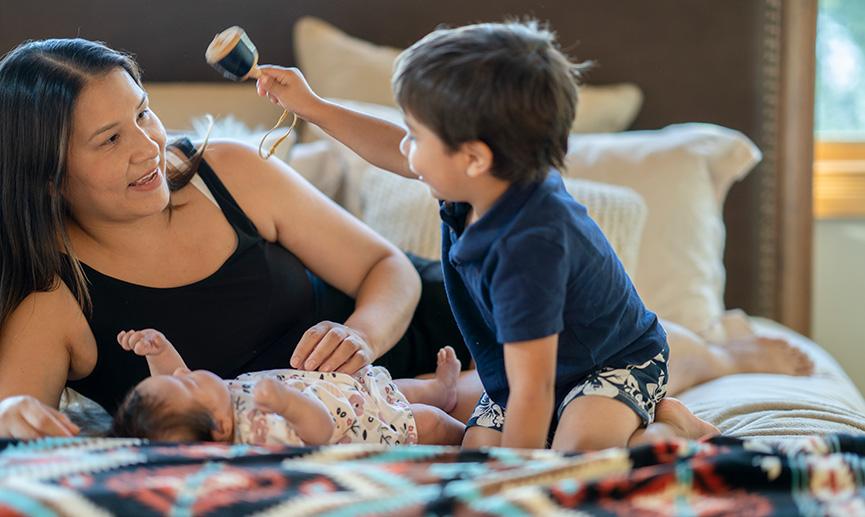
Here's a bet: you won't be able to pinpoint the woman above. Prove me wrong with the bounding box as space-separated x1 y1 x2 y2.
0 38 472 438
0 38 811 440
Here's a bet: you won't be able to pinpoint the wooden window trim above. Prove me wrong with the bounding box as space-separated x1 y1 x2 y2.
814 141 865 219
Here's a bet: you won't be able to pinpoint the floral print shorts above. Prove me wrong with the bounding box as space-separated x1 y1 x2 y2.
466 351 669 435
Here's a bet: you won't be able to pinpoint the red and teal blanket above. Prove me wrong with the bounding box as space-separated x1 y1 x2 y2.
1 434 864 515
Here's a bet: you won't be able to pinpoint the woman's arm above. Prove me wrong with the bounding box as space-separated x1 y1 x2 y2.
256 66 414 178
0 283 85 438
204 141 421 374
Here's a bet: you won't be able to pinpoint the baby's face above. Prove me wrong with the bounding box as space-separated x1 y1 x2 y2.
138 368 233 427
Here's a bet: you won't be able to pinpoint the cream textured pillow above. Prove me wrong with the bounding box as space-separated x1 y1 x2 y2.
357 166 648 278
186 116 347 200
293 16 643 133
563 124 761 337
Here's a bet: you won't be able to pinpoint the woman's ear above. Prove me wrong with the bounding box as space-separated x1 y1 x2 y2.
461 140 494 179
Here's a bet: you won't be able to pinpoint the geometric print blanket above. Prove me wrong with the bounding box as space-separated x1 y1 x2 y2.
2 433 865 516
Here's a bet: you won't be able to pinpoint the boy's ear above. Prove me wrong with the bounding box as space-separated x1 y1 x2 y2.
461 140 494 178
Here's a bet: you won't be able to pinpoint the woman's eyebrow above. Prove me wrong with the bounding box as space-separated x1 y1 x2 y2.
89 93 148 141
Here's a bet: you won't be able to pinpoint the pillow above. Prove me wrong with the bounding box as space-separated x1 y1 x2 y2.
185 115 346 200
145 82 284 132
356 165 648 278
293 16 643 133
563 124 761 337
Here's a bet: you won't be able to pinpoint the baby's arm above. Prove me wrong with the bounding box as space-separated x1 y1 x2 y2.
253 378 335 445
501 334 559 449
255 66 413 179
117 329 188 376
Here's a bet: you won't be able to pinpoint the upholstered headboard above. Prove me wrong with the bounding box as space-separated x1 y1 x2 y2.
0 0 816 334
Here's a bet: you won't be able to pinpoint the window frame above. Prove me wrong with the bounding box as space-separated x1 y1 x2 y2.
813 141 865 219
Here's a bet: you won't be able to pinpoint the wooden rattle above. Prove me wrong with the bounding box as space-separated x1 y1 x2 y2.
205 26 261 81
205 26 297 159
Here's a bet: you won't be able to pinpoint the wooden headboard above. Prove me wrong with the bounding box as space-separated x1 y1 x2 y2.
0 0 816 334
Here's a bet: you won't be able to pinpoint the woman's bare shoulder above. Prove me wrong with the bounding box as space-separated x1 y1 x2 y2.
198 139 313 241
0 279 94 367
0 278 96 400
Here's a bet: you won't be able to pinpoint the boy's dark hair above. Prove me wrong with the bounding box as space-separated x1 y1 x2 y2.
393 20 589 184
111 387 216 441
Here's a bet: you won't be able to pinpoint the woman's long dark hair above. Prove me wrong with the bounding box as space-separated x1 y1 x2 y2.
0 38 203 329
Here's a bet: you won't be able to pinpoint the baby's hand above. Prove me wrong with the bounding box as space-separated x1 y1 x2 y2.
256 66 323 121
253 378 284 413
117 329 169 357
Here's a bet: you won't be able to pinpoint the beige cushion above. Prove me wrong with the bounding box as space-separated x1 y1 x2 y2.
146 82 284 132
181 115 348 200
563 124 761 338
293 16 643 134
356 165 648 278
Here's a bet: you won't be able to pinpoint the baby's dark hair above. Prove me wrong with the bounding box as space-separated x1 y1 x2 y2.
392 20 590 184
111 387 216 441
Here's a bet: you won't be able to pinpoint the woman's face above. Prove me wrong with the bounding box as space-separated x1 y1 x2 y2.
65 68 169 224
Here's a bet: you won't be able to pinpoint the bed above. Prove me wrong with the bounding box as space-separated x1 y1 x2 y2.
4 1 865 515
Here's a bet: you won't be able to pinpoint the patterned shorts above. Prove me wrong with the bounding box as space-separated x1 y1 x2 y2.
466 351 669 436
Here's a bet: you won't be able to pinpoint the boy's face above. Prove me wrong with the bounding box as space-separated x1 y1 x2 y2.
399 112 471 201
138 368 233 439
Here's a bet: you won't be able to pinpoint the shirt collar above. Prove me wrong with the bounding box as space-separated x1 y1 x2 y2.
442 172 558 263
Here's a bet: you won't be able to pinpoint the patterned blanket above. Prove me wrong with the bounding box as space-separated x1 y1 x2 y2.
1 434 864 516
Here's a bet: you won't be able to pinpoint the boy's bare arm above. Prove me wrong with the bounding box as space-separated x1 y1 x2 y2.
502 334 559 449
117 329 188 376
255 66 414 179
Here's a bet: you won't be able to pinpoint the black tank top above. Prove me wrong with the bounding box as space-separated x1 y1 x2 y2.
65 140 325 413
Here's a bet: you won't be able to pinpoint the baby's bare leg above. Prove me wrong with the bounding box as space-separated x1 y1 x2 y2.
254 378 335 445
394 347 461 413
411 404 465 445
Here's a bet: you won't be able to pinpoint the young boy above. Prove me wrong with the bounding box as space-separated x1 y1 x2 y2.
256 21 717 450
111 329 465 446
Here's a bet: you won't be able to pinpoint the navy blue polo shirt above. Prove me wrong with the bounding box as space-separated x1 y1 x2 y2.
440 172 667 410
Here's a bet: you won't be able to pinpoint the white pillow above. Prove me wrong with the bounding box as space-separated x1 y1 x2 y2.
185 115 346 200
563 124 761 337
293 16 643 133
357 166 648 278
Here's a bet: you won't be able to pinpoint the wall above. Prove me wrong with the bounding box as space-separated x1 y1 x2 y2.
813 219 865 392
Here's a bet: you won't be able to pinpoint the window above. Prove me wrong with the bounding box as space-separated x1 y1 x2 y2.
814 0 865 219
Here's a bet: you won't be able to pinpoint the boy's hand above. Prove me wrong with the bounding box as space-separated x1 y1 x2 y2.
117 329 169 357
256 66 325 121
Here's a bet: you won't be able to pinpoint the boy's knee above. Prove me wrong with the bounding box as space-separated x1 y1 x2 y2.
552 428 628 453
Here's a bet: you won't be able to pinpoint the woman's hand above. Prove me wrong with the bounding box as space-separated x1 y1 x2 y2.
256 66 326 122
290 321 373 374
0 395 80 439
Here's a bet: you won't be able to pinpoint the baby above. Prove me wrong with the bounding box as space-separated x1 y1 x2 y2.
110 329 465 446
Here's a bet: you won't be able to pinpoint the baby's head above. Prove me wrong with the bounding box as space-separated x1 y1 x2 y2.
111 368 234 442
393 20 588 186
